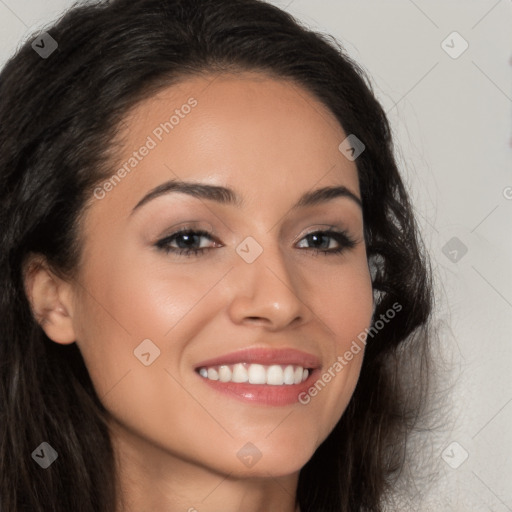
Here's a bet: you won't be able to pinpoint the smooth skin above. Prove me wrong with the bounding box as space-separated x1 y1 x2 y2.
24 72 374 512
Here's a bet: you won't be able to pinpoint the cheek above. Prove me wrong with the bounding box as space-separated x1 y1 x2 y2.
71 251 228 398
308 253 374 343
297 256 373 436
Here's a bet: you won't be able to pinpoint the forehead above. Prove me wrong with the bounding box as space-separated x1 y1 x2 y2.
88 71 360 220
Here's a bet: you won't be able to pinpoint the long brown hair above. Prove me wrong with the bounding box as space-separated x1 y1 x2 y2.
0 0 435 510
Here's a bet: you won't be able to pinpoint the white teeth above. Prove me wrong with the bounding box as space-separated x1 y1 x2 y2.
248 364 267 384
207 368 219 381
283 365 295 385
267 365 284 385
231 363 249 383
198 363 311 385
218 365 231 382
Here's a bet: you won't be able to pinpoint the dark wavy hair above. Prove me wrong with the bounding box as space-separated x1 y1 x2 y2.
0 0 436 510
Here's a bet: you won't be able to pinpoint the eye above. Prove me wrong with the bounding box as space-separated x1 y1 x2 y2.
155 228 220 258
154 227 357 258
296 229 357 255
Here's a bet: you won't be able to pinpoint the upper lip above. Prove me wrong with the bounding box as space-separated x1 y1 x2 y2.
194 347 321 370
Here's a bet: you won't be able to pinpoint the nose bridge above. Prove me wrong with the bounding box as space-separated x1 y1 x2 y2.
228 232 307 328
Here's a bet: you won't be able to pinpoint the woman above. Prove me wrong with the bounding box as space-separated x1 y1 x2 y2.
0 0 435 510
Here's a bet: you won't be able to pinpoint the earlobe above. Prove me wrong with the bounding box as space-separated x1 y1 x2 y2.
22 255 77 345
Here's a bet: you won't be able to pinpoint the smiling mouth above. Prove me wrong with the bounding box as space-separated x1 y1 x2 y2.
196 363 312 386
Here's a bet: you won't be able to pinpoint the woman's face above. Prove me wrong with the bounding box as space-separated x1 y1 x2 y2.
57 72 374 477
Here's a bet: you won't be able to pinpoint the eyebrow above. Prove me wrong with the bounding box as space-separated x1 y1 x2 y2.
130 179 362 215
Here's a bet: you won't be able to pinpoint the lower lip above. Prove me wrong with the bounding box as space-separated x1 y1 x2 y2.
197 370 319 406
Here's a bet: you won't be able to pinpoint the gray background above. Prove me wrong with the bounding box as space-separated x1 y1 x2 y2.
1 0 511 510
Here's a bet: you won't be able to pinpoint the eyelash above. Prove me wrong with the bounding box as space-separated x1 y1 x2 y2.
155 227 357 258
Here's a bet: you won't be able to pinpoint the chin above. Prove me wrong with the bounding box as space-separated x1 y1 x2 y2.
217 436 319 479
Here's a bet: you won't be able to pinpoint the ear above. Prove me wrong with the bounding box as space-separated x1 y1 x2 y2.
22 254 77 344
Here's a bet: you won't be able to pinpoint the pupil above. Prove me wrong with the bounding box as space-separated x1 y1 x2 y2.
179 233 197 248
310 233 326 248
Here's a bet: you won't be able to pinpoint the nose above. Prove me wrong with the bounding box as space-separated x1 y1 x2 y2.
226 238 311 331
